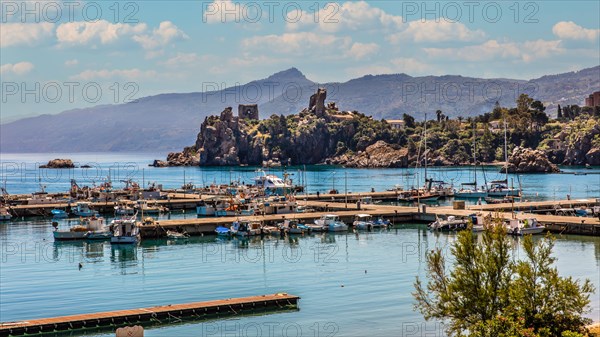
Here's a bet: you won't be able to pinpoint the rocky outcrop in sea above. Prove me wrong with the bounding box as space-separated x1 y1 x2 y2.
40 159 75 168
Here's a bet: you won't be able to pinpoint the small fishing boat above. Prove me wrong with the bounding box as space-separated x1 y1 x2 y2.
429 216 468 232
51 209 68 218
53 216 111 241
72 202 99 217
279 219 308 234
323 215 348 232
308 214 340 232
166 230 189 239
110 218 141 244
136 200 166 214
230 220 262 237
215 226 231 236
0 205 13 221
114 200 134 216
353 214 374 230
371 217 390 229
196 200 216 216
505 218 545 236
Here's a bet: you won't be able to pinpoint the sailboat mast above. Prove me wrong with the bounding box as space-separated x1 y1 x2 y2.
424 113 427 185
473 123 477 187
504 118 508 183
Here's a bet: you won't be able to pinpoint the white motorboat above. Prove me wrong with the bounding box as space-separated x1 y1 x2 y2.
279 219 309 234
353 214 374 230
505 218 545 236
53 216 111 241
111 218 141 244
253 169 293 195
429 215 468 232
72 202 99 217
313 214 348 232
166 230 189 240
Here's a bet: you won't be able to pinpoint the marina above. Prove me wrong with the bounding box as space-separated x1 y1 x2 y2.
1 154 599 335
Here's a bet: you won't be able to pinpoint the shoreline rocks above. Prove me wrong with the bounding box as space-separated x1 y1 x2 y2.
40 159 75 169
326 141 409 168
502 147 560 173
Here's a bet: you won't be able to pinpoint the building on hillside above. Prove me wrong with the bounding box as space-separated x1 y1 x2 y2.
386 119 405 130
584 91 600 107
238 104 259 120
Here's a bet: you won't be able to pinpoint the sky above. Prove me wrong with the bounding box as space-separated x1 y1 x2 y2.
1 0 599 123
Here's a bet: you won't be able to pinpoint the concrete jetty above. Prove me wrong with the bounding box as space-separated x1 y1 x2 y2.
0 293 300 336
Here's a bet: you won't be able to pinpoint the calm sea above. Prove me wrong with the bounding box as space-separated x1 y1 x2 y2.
0 153 599 336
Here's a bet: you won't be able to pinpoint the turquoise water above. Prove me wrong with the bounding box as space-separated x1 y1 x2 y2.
1 218 599 336
1 153 599 202
1 153 599 336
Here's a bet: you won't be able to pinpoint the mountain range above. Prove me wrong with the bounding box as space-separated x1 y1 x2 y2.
1 66 598 153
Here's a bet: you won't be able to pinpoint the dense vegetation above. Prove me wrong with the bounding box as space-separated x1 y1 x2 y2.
244 93 600 166
170 93 599 166
413 219 595 336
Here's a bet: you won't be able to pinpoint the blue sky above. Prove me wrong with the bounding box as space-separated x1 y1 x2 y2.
1 0 599 122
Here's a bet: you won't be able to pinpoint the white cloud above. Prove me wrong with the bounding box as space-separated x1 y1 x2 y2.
346 42 379 60
552 21 600 41
242 32 351 55
424 39 564 62
0 22 54 47
287 1 403 33
388 20 486 44
132 21 188 50
0 62 35 75
70 68 157 81
65 59 79 66
56 20 147 46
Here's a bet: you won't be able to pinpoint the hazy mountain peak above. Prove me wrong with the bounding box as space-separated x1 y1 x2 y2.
265 67 310 83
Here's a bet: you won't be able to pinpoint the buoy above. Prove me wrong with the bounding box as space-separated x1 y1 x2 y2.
365 270 367 274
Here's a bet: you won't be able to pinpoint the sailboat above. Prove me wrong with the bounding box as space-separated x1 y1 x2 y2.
488 119 520 198
455 124 488 199
400 114 440 202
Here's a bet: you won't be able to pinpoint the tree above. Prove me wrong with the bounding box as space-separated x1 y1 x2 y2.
403 113 416 128
413 219 595 336
557 104 563 120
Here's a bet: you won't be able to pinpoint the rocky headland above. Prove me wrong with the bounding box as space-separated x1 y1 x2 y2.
155 89 600 171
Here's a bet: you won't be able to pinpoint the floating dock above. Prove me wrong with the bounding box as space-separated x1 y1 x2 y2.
0 293 300 337
135 198 600 237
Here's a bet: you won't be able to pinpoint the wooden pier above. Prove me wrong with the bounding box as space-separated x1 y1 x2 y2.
134 198 600 237
0 293 300 336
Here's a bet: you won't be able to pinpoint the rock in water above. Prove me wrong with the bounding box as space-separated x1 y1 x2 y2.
40 159 75 168
502 147 560 173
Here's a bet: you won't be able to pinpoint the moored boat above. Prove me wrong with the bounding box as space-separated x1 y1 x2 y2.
51 209 68 218
279 219 308 234
110 218 141 244
352 214 374 230
72 202 99 217
429 215 468 232
0 205 12 221
53 216 111 241
505 218 545 236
